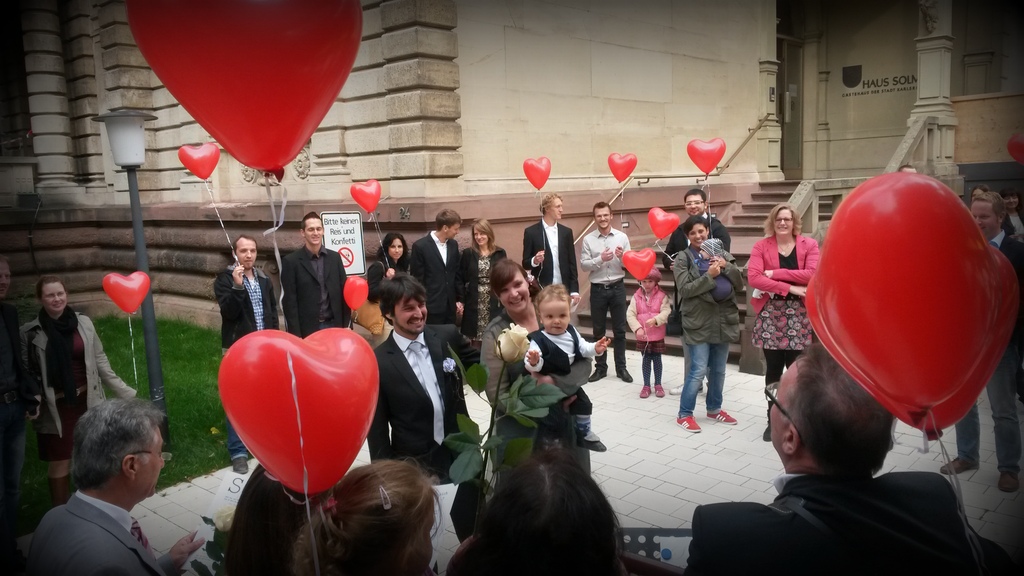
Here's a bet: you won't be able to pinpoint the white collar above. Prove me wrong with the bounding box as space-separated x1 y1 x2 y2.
542 219 558 231
393 330 427 353
771 472 805 494
990 230 1006 247
430 231 447 245
76 491 133 533
594 227 619 238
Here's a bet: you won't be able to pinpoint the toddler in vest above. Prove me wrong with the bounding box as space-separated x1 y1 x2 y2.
525 285 610 452
627 268 671 398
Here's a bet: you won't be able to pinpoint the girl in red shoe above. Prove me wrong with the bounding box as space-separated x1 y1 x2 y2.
627 268 670 398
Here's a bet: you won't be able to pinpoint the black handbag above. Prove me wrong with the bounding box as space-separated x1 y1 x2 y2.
665 292 682 337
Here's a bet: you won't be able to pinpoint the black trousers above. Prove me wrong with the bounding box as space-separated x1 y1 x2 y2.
764 348 802 421
590 280 627 372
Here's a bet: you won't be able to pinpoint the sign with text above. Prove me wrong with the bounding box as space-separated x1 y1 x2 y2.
320 211 366 275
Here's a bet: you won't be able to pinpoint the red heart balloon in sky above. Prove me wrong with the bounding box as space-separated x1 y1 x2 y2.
608 153 638 183
219 328 378 493
344 276 369 310
350 180 382 213
177 143 220 180
648 207 680 240
686 138 726 175
806 173 1015 422
126 0 363 173
1008 133 1024 165
102 272 150 314
523 157 551 190
622 249 657 280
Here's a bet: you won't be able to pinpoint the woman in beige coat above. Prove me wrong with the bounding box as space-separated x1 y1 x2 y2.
21 275 136 506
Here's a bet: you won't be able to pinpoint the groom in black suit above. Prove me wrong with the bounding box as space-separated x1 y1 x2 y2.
410 208 463 325
684 344 1016 575
367 273 480 540
523 192 580 304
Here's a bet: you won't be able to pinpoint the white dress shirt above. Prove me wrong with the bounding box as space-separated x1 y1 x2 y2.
581 227 630 284
542 219 562 285
430 231 448 265
392 331 445 445
76 491 133 534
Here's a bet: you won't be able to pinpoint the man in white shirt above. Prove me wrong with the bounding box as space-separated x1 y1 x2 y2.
581 202 633 383
523 193 580 302
410 209 464 325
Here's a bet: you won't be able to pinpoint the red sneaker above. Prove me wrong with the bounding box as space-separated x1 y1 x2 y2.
707 410 737 425
654 385 665 398
640 386 651 399
676 416 702 433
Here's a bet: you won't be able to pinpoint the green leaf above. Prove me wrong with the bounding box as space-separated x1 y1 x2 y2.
456 413 481 439
501 438 534 467
449 449 484 484
191 560 214 576
208 543 224 563
508 412 538 429
465 363 489 394
201 516 215 528
519 381 566 409
480 435 503 451
517 407 550 419
443 431 481 454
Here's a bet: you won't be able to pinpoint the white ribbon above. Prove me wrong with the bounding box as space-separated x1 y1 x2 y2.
262 175 288 331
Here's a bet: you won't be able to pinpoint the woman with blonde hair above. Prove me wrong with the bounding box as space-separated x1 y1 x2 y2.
291 460 438 576
747 203 819 441
459 219 507 342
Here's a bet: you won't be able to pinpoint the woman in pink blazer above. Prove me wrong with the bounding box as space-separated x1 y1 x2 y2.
747 203 819 441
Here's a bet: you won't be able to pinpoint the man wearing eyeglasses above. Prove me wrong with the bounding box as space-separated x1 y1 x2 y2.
683 344 1016 575
581 202 632 383
28 399 205 576
662 189 732 270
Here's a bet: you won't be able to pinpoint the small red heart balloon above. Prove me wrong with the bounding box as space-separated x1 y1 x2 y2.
523 157 551 190
1008 133 1024 165
686 138 726 175
219 328 378 493
177 143 221 180
126 0 363 172
344 276 369 310
622 249 657 280
350 180 382 213
806 173 1016 425
608 153 638 183
648 207 680 240
102 272 151 314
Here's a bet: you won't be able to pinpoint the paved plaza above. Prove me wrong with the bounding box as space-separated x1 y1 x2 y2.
19 350 1024 572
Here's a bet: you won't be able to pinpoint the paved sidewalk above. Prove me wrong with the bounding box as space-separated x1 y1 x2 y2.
19 350 1024 571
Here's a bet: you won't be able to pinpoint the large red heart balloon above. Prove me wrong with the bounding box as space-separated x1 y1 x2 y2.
344 276 369 310
806 173 1015 424
1008 133 1024 165
622 249 657 280
177 143 220 180
523 157 551 190
351 180 382 213
686 138 726 175
219 328 378 493
608 153 638 183
126 0 363 172
648 207 680 240
102 272 150 314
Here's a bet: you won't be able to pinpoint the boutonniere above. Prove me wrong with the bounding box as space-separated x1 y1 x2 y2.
442 358 457 374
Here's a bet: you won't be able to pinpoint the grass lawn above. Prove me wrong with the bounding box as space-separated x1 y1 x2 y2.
16 315 230 536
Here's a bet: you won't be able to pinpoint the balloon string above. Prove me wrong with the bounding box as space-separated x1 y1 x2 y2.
127 314 139 390
289 351 320 576
204 179 237 263
932 411 987 575
263 175 287 331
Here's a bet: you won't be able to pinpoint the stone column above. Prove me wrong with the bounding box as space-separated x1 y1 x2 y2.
65 0 104 191
911 0 957 176
756 0 784 181
815 70 831 178
22 0 79 190
343 2 389 191
380 0 463 198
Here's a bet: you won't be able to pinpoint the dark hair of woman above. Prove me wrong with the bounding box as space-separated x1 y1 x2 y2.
376 232 410 271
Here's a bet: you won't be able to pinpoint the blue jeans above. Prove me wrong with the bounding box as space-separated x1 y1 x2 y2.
953 344 1022 473
677 343 728 418
0 398 27 564
225 416 248 461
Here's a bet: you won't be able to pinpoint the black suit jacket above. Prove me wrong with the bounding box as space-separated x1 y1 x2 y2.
281 246 350 338
684 472 1016 576
522 221 579 293
213 266 279 349
1 302 38 405
410 234 462 324
367 325 479 479
662 216 731 270
999 235 1024 340
459 247 507 339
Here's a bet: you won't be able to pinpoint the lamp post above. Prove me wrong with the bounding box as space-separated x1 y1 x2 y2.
93 110 170 445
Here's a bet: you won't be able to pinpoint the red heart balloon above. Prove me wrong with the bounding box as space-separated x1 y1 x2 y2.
806 173 1015 421
523 157 551 190
344 276 369 310
648 207 680 240
219 328 378 493
622 249 657 280
608 153 638 183
269 168 285 183
177 143 220 180
686 138 726 175
350 180 382 213
1008 133 1024 165
126 0 363 172
102 272 150 314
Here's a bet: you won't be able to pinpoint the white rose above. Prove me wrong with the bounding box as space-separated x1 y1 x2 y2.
496 324 531 363
213 505 236 533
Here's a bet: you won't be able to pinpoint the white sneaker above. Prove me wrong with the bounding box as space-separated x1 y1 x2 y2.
669 385 684 395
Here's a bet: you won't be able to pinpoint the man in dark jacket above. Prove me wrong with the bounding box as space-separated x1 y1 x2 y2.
281 212 350 337
662 189 732 270
213 235 279 473
410 209 463 325
684 344 1016 575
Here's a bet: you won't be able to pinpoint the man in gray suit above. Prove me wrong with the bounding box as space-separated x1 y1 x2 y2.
27 399 204 576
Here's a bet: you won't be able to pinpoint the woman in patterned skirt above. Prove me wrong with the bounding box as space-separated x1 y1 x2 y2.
747 203 819 441
459 219 507 343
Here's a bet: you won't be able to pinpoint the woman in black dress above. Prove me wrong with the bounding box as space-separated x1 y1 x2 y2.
459 219 506 342
365 233 409 346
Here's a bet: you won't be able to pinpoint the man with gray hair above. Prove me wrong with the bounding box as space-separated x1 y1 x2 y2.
27 399 204 575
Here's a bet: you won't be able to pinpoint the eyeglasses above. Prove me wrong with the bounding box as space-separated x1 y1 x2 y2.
775 217 793 223
684 201 704 207
764 382 801 438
